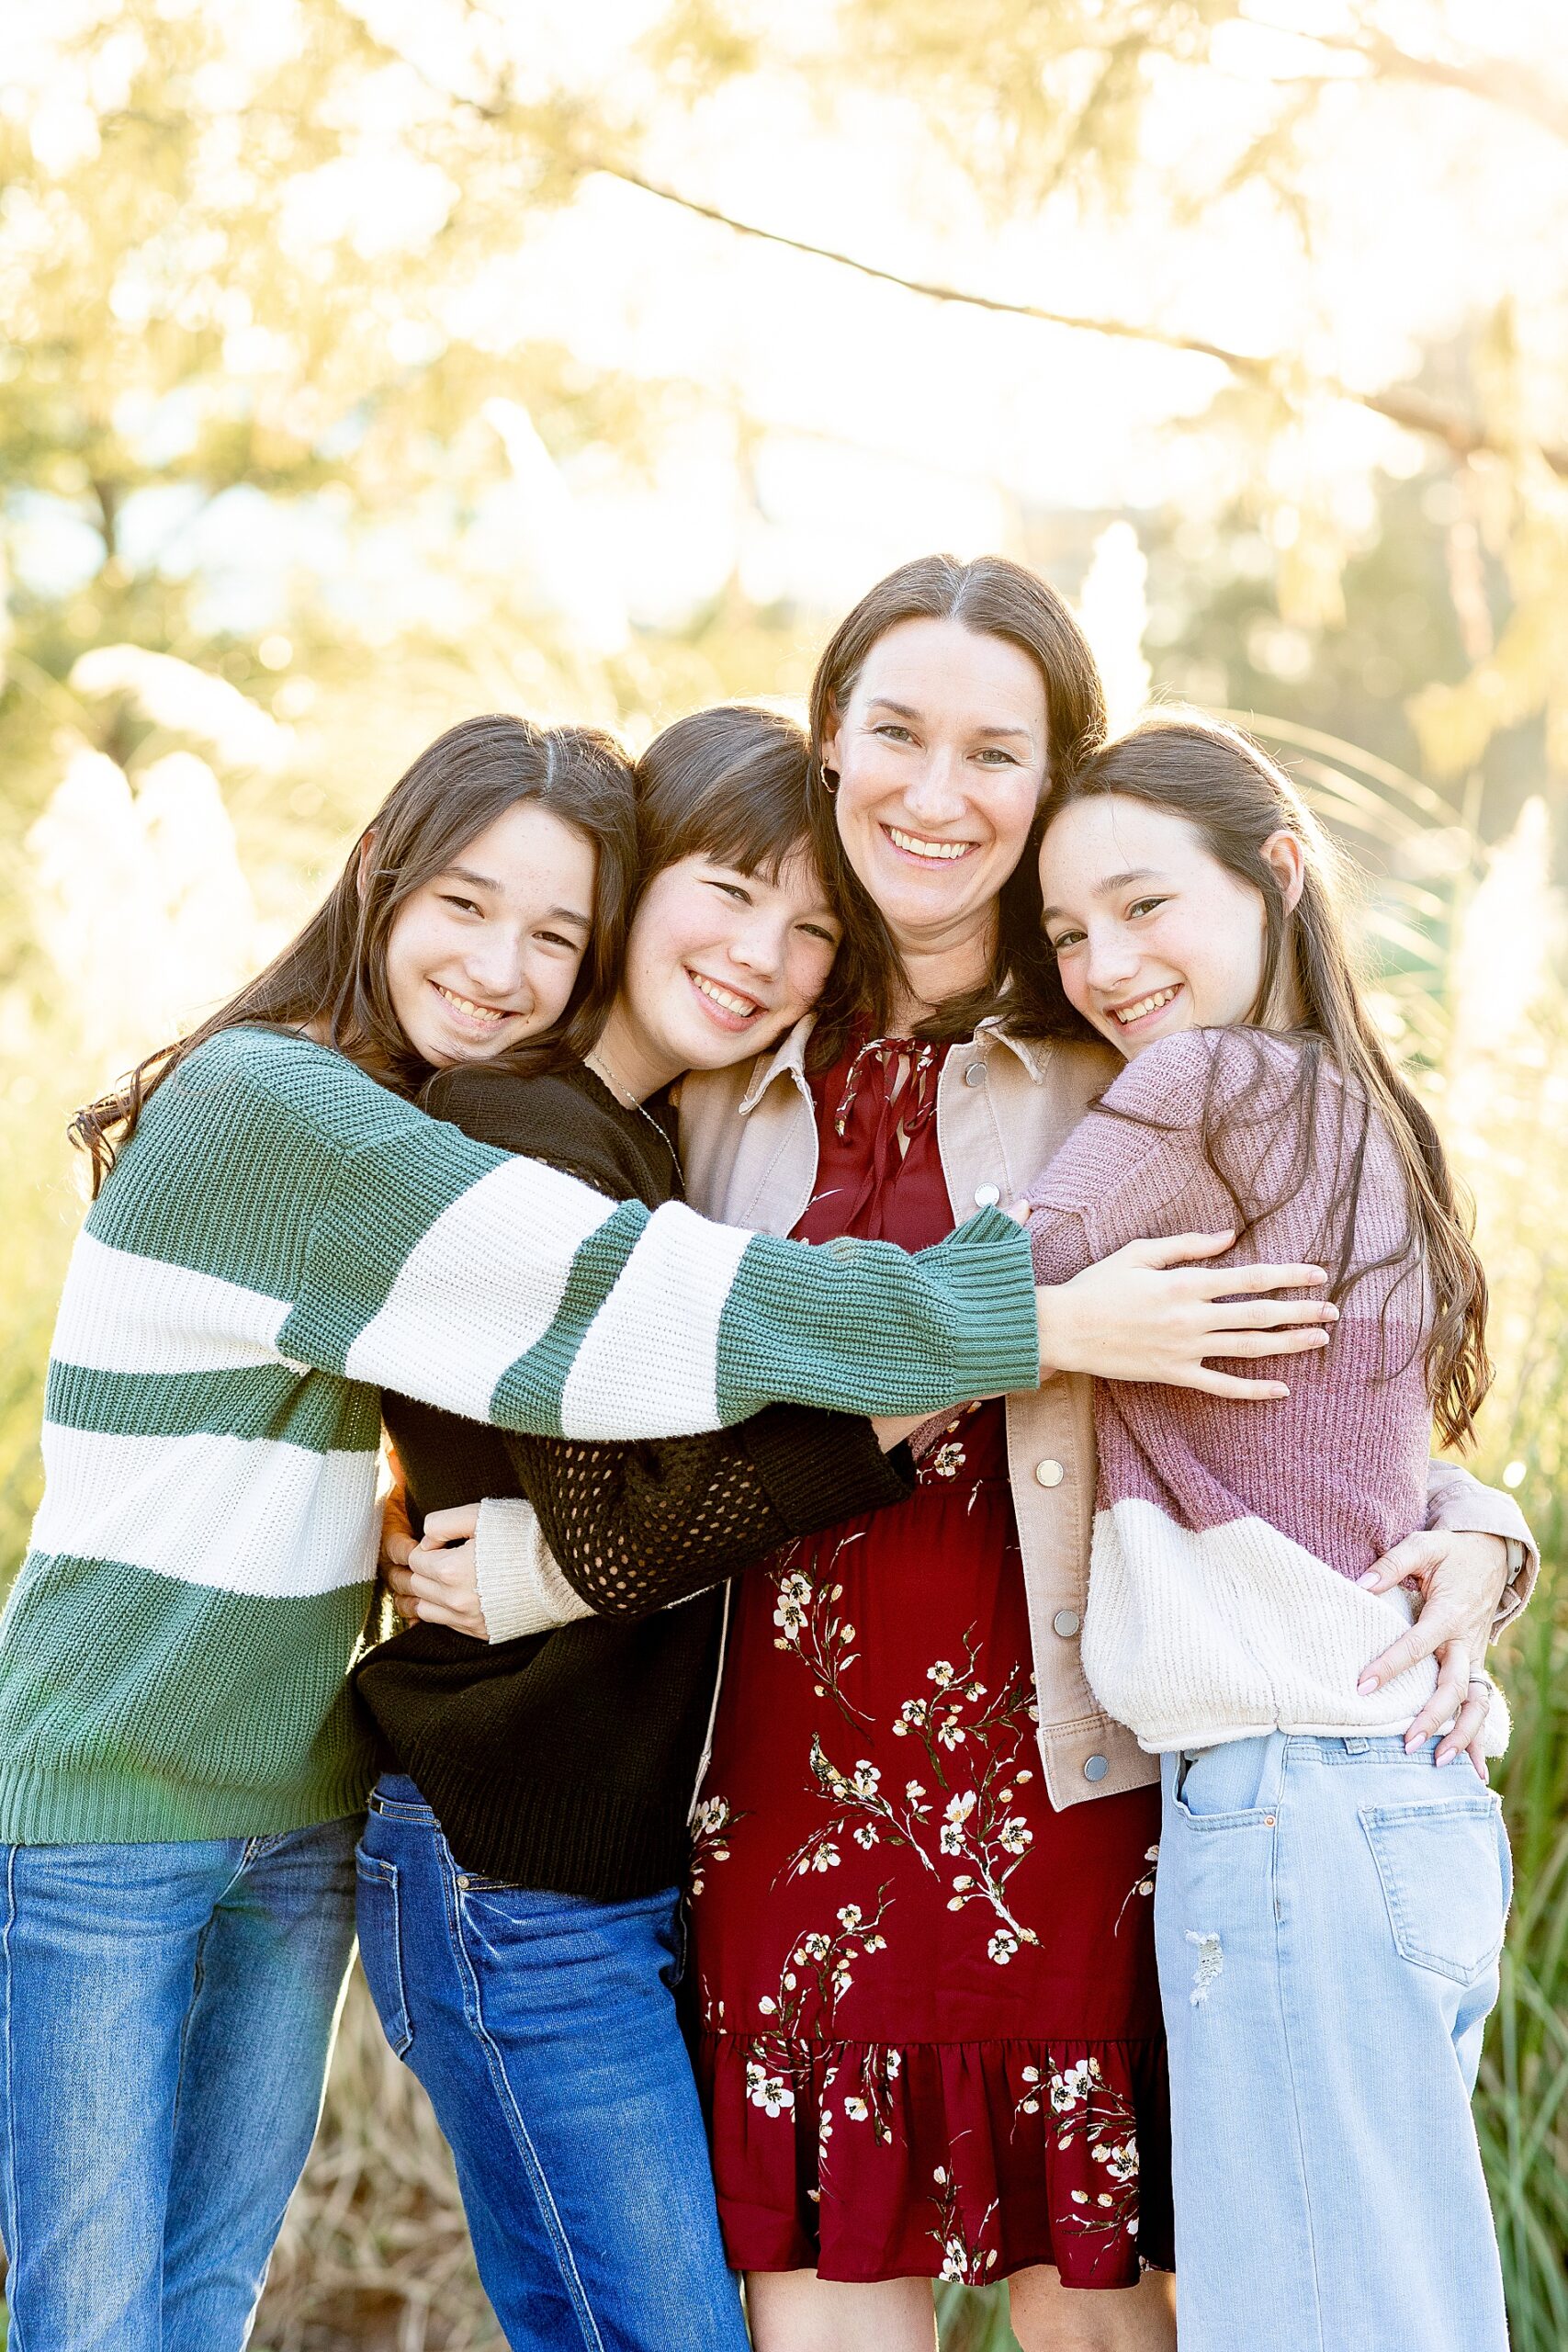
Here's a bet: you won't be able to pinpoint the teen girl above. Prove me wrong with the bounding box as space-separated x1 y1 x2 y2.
0 710 1067 2352
1026 715 1518 2350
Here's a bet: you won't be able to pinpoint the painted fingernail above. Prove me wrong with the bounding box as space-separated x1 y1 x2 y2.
1358 1674 1378 1696
1358 1569 1381 1587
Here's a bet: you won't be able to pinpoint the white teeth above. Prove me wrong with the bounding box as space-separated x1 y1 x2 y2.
887 825 973 863
435 983 506 1023
691 973 760 1019
1111 986 1179 1024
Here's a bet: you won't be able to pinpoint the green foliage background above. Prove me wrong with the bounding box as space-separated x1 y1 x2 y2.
1 4 1563 2344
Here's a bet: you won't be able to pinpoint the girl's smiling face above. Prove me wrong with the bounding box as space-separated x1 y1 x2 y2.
382 800 598 1069
1040 793 1302 1057
600 848 843 1100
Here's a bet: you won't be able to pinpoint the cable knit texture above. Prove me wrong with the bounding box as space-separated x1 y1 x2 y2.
1026 1027 1509 1757
0 1027 1037 1846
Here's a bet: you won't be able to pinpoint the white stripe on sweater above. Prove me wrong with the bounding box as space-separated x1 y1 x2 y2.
1081 1494 1509 1757
32 1423 378 1597
558 1202 749 1439
53 1231 293 1375
344 1156 618 1415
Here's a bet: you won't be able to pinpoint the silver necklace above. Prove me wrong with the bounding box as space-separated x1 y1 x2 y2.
585 1047 685 1197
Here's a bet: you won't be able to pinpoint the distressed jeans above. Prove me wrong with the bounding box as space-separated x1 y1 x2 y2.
1156 1734 1510 2352
356 1775 748 2352
0 1818 359 2352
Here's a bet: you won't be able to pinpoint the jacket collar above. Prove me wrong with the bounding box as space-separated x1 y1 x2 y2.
736 1012 1050 1116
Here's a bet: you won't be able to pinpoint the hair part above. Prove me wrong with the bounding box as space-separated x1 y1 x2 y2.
805 553 1109 1060
1043 712 1491 1446
73 713 639 1193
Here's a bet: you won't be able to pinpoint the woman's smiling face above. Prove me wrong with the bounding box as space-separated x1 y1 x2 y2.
382 801 597 1069
1039 793 1276 1057
821 616 1048 956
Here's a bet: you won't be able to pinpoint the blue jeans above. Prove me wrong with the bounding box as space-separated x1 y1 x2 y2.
1156 1734 1510 2352
0 1817 358 2352
356 1774 747 2352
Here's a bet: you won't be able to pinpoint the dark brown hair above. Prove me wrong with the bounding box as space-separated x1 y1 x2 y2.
73 713 638 1193
806 552 1108 1056
632 703 818 901
1042 713 1491 1445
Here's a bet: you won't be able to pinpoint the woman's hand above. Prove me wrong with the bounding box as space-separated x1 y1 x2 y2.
382 1499 491 1641
1355 1530 1510 1776
1032 1229 1337 1399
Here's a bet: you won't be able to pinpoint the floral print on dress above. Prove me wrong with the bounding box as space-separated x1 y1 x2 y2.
686 1034 1172 2288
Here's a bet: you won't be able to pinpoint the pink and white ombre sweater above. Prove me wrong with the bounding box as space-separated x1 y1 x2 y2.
1026 1026 1511 1757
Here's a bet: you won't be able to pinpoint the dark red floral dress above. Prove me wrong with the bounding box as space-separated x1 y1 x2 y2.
687 1036 1173 2289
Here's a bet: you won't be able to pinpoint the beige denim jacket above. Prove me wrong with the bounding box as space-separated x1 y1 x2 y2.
678 1016 1537 1813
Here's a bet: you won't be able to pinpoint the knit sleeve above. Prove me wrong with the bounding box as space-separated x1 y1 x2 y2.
498 1408 915 1622
1024 1033 1237 1287
148 1026 1035 1436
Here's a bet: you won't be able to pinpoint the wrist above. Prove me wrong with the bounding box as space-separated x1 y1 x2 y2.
1034 1283 1076 1379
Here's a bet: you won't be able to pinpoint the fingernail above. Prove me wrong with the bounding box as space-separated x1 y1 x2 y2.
1357 1570 1381 1588
1358 1674 1378 1696
1323 1305 1339 1321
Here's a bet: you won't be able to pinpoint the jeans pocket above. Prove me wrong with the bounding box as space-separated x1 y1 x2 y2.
1169 1746 1278 1830
355 1849 414 2055
1360 1795 1509 1984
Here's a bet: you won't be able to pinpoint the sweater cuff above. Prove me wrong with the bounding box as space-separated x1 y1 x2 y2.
474 1498 594 1643
739 1406 916 1537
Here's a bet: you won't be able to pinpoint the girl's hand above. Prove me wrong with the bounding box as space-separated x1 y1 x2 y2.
1355 1531 1509 1776
1032 1228 1337 1399
398 1501 491 1641
379 1480 419 1623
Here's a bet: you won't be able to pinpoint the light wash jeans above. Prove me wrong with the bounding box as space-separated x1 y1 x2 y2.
356 1774 747 2352
0 1818 359 2352
1156 1733 1510 2352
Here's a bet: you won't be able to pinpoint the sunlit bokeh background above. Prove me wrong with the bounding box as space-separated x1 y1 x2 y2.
2 3 1565 2345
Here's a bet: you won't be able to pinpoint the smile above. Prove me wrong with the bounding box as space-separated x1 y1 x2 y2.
1108 985 1181 1028
432 982 513 1027
688 969 763 1027
884 824 976 864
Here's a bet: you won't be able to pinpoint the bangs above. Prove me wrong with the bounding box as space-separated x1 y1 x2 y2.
636 704 818 889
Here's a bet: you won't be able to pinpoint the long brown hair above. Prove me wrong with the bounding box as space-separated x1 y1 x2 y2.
1041 713 1491 1445
73 713 638 1194
806 552 1107 1058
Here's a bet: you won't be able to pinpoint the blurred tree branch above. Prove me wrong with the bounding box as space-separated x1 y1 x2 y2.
1284 23 1568 145
589 162 1568 482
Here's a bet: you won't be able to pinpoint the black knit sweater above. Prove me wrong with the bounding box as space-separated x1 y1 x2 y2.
353 1059 914 1901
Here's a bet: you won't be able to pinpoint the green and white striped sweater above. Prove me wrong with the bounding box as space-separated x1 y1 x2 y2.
0 1028 1038 1845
